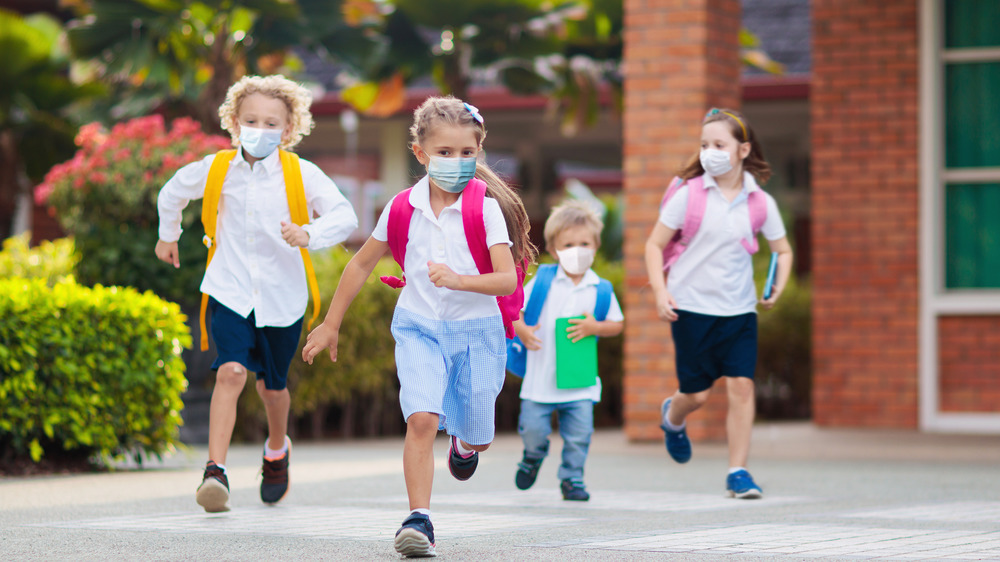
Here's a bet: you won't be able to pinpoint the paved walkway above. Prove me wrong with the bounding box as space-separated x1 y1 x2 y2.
2 423 999 560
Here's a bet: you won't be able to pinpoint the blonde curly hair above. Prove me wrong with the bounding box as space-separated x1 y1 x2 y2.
218 74 314 150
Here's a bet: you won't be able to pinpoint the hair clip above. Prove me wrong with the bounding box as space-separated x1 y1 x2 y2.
704 108 721 119
464 102 484 124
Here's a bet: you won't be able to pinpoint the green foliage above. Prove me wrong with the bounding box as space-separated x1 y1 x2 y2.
753 248 812 419
0 278 190 466
0 233 78 286
36 115 230 307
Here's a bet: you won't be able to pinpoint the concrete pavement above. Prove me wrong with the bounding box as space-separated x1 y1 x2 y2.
2 423 999 560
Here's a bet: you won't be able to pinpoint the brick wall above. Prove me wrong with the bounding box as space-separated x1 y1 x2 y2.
938 316 1000 413
811 0 920 427
622 0 742 441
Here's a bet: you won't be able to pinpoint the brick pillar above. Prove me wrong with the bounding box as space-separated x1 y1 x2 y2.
622 0 742 441
811 0 919 427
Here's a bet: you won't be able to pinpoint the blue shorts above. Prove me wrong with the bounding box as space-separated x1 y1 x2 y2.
209 297 303 391
670 310 757 394
390 307 507 446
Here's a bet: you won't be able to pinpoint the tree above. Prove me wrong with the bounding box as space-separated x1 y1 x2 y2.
0 9 99 238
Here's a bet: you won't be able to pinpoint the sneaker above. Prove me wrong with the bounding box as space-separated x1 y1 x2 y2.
394 513 436 557
448 435 478 481
515 455 543 490
726 469 763 499
560 479 590 501
660 398 692 463
196 461 231 513
261 436 291 505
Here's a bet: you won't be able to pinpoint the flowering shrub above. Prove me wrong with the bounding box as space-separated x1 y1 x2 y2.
35 115 231 306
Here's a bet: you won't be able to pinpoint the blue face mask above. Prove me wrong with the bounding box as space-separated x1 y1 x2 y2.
427 156 478 193
239 126 283 159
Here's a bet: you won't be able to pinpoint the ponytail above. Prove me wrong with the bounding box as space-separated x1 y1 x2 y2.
475 162 537 266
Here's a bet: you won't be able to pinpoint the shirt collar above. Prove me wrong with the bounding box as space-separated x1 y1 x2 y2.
232 147 282 175
554 264 600 287
701 171 760 194
409 175 464 216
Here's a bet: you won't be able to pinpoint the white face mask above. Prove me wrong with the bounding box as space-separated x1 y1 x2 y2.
239 126 283 159
700 148 733 177
556 247 595 276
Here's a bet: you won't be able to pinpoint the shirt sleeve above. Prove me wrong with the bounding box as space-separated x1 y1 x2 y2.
156 154 215 243
761 193 788 241
658 185 689 231
483 196 513 248
605 290 624 322
370 194 397 242
299 159 359 250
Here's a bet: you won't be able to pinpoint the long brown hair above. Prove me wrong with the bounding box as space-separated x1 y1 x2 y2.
409 96 537 266
677 107 771 184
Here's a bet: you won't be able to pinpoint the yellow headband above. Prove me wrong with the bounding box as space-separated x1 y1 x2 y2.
704 108 747 141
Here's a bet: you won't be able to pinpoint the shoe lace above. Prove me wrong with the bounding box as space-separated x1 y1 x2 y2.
261 457 287 483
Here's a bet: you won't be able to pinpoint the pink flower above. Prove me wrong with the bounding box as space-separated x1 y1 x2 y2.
34 182 53 204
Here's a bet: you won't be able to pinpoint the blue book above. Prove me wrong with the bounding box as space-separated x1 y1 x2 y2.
763 252 778 300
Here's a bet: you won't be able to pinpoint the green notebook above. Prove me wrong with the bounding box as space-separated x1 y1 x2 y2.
554 316 598 389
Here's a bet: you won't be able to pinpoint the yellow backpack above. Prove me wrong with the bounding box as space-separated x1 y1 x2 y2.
198 149 321 351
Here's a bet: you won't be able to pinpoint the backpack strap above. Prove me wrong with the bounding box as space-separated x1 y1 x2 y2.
740 190 767 254
199 149 237 352
523 264 559 326
677 175 706 247
379 188 415 288
594 278 613 321
279 150 322 333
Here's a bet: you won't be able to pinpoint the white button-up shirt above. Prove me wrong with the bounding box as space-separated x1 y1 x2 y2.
659 171 786 316
157 149 358 327
372 175 511 321
519 267 624 404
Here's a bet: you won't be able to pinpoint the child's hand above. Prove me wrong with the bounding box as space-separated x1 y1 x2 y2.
302 322 339 364
516 323 542 350
566 313 600 343
281 221 310 248
427 261 461 289
759 287 781 310
155 240 180 268
654 287 679 322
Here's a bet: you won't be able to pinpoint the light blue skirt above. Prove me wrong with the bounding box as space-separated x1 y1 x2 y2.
390 307 507 446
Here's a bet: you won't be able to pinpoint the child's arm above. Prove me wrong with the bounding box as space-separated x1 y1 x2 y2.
426 243 517 297
513 313 542 350
566 316 624 343
760 236 793 310
302 235 389 364
154 156 214 268
644 222 680 322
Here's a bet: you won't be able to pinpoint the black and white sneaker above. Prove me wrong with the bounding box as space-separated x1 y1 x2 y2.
196 461 231 513
448 435 478 481
394 512 436 557
261 436 291 505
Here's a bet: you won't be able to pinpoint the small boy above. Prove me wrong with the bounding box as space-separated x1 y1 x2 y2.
154 75 358 512
512 200 624 501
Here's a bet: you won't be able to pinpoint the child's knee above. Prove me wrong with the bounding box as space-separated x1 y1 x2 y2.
216 362 247 388
406 412 439 437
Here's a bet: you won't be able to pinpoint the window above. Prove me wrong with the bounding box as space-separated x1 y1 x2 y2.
941 0 1000 289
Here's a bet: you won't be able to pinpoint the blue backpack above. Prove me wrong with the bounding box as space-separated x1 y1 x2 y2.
505 263 614 377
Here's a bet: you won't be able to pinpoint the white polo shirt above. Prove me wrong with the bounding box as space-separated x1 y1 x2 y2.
372 175 512 321
658 171 786 316
157 149 359 327
518 267 624 404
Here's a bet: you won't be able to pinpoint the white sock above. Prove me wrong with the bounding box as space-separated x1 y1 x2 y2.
264 436 289 459
411 508 431 518
729 466 747 474
455 438 476 457
662 408 685 431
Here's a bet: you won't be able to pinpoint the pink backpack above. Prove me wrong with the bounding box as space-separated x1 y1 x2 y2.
379 177 526 339
660 175 767 274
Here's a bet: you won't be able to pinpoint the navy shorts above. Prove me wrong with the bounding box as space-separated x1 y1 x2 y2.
670 310 757 394
209 298 304 391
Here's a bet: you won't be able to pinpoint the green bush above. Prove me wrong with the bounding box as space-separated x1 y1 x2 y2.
0 233 77 285
0 278 190 467
235 247 403 440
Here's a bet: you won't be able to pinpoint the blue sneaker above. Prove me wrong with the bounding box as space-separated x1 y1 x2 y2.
659 398 691 463
726 469 763 499
394 513 436 557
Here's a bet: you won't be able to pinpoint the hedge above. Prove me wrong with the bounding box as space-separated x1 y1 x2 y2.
0 278 190 466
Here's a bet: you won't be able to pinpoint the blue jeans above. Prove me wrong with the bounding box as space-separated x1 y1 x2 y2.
518 399 594 482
